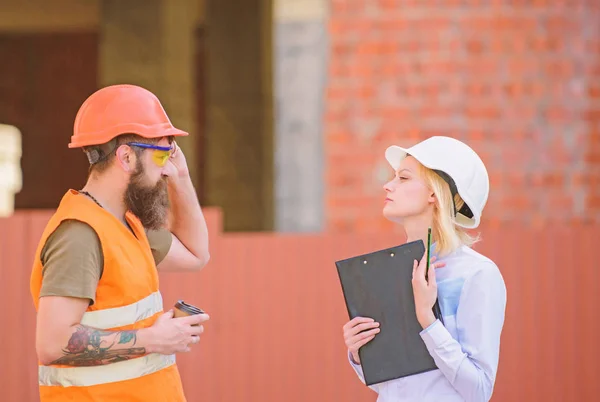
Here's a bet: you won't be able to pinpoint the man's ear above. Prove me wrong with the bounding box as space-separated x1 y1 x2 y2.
115 144 135 172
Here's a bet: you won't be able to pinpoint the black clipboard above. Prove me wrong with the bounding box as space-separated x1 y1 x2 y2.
335 240 443 386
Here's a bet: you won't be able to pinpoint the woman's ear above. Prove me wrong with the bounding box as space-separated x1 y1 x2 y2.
115 144 135 172
428 192 436 204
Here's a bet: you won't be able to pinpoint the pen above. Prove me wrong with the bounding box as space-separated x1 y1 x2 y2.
425 227 432 281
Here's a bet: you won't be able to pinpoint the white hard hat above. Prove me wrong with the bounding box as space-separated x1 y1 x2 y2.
385 136 489 229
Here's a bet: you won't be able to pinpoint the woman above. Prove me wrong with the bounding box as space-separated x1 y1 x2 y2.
343 136 507 402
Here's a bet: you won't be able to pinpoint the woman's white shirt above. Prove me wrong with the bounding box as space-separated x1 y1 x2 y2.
349 245 507 402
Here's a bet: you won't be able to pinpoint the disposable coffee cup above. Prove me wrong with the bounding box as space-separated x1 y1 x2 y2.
173 300 205 325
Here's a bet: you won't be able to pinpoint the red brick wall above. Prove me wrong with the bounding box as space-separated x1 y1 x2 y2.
325 0 600 232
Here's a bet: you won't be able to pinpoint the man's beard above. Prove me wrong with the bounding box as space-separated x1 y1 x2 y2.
124 160 170 230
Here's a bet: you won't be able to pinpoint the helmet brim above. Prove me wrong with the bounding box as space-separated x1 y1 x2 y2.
384 145 410 170
68 125 188 148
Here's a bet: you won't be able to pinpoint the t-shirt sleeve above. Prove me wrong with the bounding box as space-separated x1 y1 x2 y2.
39 219 103 305
146 228 173 266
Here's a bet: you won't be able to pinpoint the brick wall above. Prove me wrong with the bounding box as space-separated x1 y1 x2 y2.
324 0 600 232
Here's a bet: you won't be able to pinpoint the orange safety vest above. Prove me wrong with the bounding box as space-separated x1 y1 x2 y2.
30 190 186 401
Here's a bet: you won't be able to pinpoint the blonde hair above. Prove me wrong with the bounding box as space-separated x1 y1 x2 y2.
418 163 480 256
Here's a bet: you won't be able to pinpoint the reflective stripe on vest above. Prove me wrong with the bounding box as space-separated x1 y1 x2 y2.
39 353 176 387
80 291 163 329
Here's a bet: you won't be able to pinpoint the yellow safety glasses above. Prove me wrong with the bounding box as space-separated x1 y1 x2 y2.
127 142 173 167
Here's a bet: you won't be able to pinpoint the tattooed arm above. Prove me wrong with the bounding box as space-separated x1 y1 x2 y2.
47 325 147 366
36 296 151 367
36 296 208 366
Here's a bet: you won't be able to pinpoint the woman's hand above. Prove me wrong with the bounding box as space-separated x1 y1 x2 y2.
412 254 446 329
343 317 380 365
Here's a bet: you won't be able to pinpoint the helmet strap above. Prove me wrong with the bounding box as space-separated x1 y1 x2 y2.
432 169 474 219
83 138 118 165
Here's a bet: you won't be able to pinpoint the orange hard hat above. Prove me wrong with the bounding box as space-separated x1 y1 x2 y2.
69 84 188 148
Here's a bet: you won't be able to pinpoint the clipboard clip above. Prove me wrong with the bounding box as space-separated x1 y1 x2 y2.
363 250 399 265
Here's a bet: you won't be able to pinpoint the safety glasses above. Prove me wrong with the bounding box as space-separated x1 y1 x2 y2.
127 142 173 167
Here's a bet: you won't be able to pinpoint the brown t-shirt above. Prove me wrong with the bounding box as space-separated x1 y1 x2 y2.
39 219 173 305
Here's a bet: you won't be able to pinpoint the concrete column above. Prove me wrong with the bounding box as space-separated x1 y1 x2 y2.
160 0 201 185
99 0 200 186
205 0 274 231
273 0 328 232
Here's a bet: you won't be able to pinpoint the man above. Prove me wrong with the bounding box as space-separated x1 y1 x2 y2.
30 84 211 401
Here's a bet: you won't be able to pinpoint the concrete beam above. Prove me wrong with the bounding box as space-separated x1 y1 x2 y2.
0 0 100 32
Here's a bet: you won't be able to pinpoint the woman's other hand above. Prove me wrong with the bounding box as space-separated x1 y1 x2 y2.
343 317 380 364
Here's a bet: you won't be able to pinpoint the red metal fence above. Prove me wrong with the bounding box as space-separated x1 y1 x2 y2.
0 209 597 401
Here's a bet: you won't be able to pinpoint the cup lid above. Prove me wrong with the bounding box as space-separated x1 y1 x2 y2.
174 300 204 315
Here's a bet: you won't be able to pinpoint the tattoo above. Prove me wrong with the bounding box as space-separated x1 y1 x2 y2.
49 325 146 366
